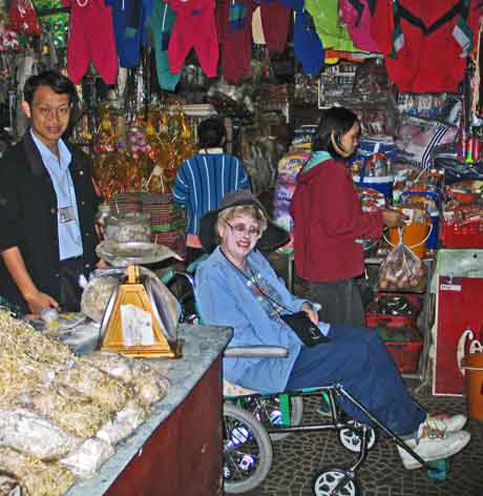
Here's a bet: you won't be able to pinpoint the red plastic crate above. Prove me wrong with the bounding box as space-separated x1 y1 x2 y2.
365 292 422 327
367 317 423 373
385 334 423 373
440 220 483 248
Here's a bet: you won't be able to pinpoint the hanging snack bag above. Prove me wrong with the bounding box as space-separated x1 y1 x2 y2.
379 236 426 291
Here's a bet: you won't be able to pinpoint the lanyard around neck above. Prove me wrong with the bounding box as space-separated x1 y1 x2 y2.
219 248 293 315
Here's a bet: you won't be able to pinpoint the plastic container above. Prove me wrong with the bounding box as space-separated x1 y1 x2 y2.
365 292 422 325
369 322 423 373
462 353 483 421
354 174 394 199
440 220 483 248
399 190 440 250
388 222 431 259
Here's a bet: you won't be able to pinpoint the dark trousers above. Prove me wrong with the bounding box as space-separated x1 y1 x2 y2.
309 278 365 327
287 324 426 436
59 257 89 312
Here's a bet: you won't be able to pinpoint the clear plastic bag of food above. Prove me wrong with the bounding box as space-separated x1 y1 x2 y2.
82 351 134 383
96 400 148 446
0 408 80 460
379 239 426 291
55 360 131 414
130 361 169 406
59 437 114 479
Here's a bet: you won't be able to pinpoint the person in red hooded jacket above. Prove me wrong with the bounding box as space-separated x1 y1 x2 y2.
290 107 402 327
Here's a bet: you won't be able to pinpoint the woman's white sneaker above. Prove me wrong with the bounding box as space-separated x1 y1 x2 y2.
397 430 471 470
428 414 467 432
417 414 468 439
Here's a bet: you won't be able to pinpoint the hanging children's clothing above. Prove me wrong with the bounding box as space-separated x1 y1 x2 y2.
282 0 324 75
217 0 253 83
371 0 481 92
339 0 380 52
168 0 219 78
305 0 367 53
105 0 154 69
258 0 291 53
63 0 118 85
147 0 180 91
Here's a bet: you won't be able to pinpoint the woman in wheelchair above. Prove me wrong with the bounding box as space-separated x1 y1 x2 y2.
195 190 471 469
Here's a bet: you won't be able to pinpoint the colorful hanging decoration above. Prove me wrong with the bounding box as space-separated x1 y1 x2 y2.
6 0 43 35
91 105 197 202
34 0 70 49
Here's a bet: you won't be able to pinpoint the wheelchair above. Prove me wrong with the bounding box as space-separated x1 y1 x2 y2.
161 264 433 496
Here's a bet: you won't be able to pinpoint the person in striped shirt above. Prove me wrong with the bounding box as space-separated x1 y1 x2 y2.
173 117 251 263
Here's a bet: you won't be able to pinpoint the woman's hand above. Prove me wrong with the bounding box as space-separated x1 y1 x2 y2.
302 302 319 326
382 209 405 228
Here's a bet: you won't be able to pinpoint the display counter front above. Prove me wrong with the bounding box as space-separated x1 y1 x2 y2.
65 323 232 496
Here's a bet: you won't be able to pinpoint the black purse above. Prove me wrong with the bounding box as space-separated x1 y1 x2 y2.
280 311 330 347
220 250 329 347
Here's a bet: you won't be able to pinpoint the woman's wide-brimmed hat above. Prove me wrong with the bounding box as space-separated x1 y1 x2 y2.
199 190 290 253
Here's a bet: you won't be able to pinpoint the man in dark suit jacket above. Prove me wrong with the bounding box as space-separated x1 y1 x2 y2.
0 71 100 316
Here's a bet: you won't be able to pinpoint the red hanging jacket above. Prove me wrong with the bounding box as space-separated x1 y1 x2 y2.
371 0 481 92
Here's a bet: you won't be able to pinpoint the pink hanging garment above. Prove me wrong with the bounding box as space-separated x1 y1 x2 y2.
339 0 380 52
168 0 219 77
63 0 118 85
217 0 253 83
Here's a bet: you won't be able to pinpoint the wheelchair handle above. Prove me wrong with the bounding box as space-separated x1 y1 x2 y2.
224 346 289 358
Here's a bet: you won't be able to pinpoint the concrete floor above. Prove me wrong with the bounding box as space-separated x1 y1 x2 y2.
241 394 482 496
235 252 483 496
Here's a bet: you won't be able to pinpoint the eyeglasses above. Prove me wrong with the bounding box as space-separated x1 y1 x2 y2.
225 221 261 238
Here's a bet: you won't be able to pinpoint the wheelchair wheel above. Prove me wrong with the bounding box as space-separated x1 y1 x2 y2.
337 420 377 453
312 467 361 496
267 396 304 441
223 403 273 494
241 395 304 441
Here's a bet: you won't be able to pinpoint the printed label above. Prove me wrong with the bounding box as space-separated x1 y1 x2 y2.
121 304 154 346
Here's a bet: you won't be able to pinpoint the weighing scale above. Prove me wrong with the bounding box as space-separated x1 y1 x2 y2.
97 241 184 358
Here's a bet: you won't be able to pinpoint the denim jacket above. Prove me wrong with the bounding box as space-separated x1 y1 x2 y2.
195 247 328 393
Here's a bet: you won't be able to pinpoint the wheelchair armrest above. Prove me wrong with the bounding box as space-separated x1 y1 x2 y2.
224 346 289 358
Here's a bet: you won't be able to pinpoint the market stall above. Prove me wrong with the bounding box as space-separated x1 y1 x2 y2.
1 0 483 492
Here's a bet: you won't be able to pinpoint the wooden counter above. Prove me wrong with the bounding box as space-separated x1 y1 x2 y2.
65 324 232 496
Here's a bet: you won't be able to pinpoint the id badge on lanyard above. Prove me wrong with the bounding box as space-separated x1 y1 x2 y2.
58 206 75 224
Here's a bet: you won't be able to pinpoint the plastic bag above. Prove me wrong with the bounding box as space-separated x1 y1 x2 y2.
96 400 148 446
55 361 130 413
379 238 426 291
82 351 134 383
0 408 80 460
433 143 483 185
59 437 114 479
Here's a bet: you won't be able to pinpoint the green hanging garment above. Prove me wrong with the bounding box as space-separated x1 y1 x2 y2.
305 0 366 53
147 1 181 92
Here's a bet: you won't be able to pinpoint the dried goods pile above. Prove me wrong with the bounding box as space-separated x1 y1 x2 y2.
0 311 169 495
